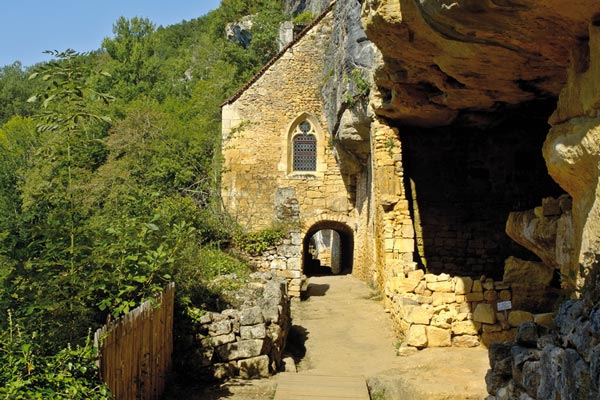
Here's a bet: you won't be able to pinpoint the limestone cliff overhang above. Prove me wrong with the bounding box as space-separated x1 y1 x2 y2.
363 0 600 128
221 0 336 107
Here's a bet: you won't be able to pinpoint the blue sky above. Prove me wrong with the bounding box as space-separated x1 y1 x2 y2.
1 0 222 68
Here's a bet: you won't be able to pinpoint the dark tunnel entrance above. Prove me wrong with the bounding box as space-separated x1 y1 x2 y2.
302 221 354 276
400 102 565 280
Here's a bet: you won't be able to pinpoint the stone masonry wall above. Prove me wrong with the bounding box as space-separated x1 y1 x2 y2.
385 270 555 350
222 9 354 233
246 230 304 298
192 273 290 380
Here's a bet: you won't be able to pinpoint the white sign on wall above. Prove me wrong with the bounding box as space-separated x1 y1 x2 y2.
497 301 512 312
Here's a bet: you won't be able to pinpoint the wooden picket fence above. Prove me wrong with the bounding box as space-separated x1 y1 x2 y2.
94 283 175 400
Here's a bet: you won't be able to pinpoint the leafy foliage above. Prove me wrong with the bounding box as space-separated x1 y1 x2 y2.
0 313 109 399
0 0 288 394
234 227 286 255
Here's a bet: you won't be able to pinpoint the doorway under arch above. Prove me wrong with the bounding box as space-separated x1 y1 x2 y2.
302 221 354 276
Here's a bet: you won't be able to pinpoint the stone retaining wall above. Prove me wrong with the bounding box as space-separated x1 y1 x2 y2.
386 270 555 349
246 230 306 298
193 273 290 380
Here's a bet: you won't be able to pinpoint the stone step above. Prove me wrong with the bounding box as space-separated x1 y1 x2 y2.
274 373 370 400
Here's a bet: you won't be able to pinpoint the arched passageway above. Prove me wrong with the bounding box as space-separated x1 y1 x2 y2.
302 221 354 276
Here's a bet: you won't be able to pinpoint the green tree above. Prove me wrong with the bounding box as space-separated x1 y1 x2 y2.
101 17 160 101
0 62 39 124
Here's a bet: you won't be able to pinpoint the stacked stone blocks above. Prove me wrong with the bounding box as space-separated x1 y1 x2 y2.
193 275 290 380
385 270 554 349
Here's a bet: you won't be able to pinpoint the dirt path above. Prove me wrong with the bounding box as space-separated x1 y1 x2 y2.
193 274 490 399
291 274 399 376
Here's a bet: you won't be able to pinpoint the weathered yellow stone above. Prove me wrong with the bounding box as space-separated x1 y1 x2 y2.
472 280 483 293
466 292 484 302
406 325 428 348
414 281 427 295
407 269 425 281
473 303 496 324
534 313 554 329
426 326 451 347
452 320 480 336
508 310 534 327
483 290 498 302
498 290 511 301
452 335 481 348
455 277 473 294
407 307 433 324
427 281 454 293
431 292 456 306
389 277 420 293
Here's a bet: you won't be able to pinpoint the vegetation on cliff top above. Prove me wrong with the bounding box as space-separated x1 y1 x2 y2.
0 0 288 395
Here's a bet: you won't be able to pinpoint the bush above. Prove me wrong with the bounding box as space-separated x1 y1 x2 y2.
233 227 286 255
0 313 110 399
292 11 314 26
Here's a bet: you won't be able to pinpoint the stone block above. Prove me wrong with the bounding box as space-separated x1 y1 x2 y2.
452 320 480 335
213 362 237 380
407 306 433 324
240 307 265 326
287 257 301 270
473 303 496 324
406 324 428 348
424 274 437 282
238 355 270 379
503 256 553 286
437 273 451 281
258 298 281 323
533 313 554 329
270 259 287 270
508 310 534 327
414 281 427 294
452 335 480 348
389 277 420 293
498 290 511 301
278 269 302 279
472 280 483 292
203 333 236 347
431 292 456 306
455 277 473 294
466 292 484 302
426 326 451 347
483 279 495 290
394 238 414 252
199 313 213 324
217 339 265 361
482 323 503 333
407 269 425 280
416 295 433 304
240 324 267 340
209 319 233 336
427 281 454 292
481 329 517 347
484 290 498 301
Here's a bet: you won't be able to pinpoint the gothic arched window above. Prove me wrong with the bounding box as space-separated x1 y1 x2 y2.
292 120 317 171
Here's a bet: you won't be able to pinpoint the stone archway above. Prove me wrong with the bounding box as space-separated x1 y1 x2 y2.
302 220 354 276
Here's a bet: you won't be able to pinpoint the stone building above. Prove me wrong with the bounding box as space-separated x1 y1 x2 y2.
222 0 600 360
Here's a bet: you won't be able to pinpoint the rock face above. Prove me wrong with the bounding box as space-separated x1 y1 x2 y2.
283 0 330 16
543 21 600 276
361 0 597 127
321 0 376 175
486 298 600 399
